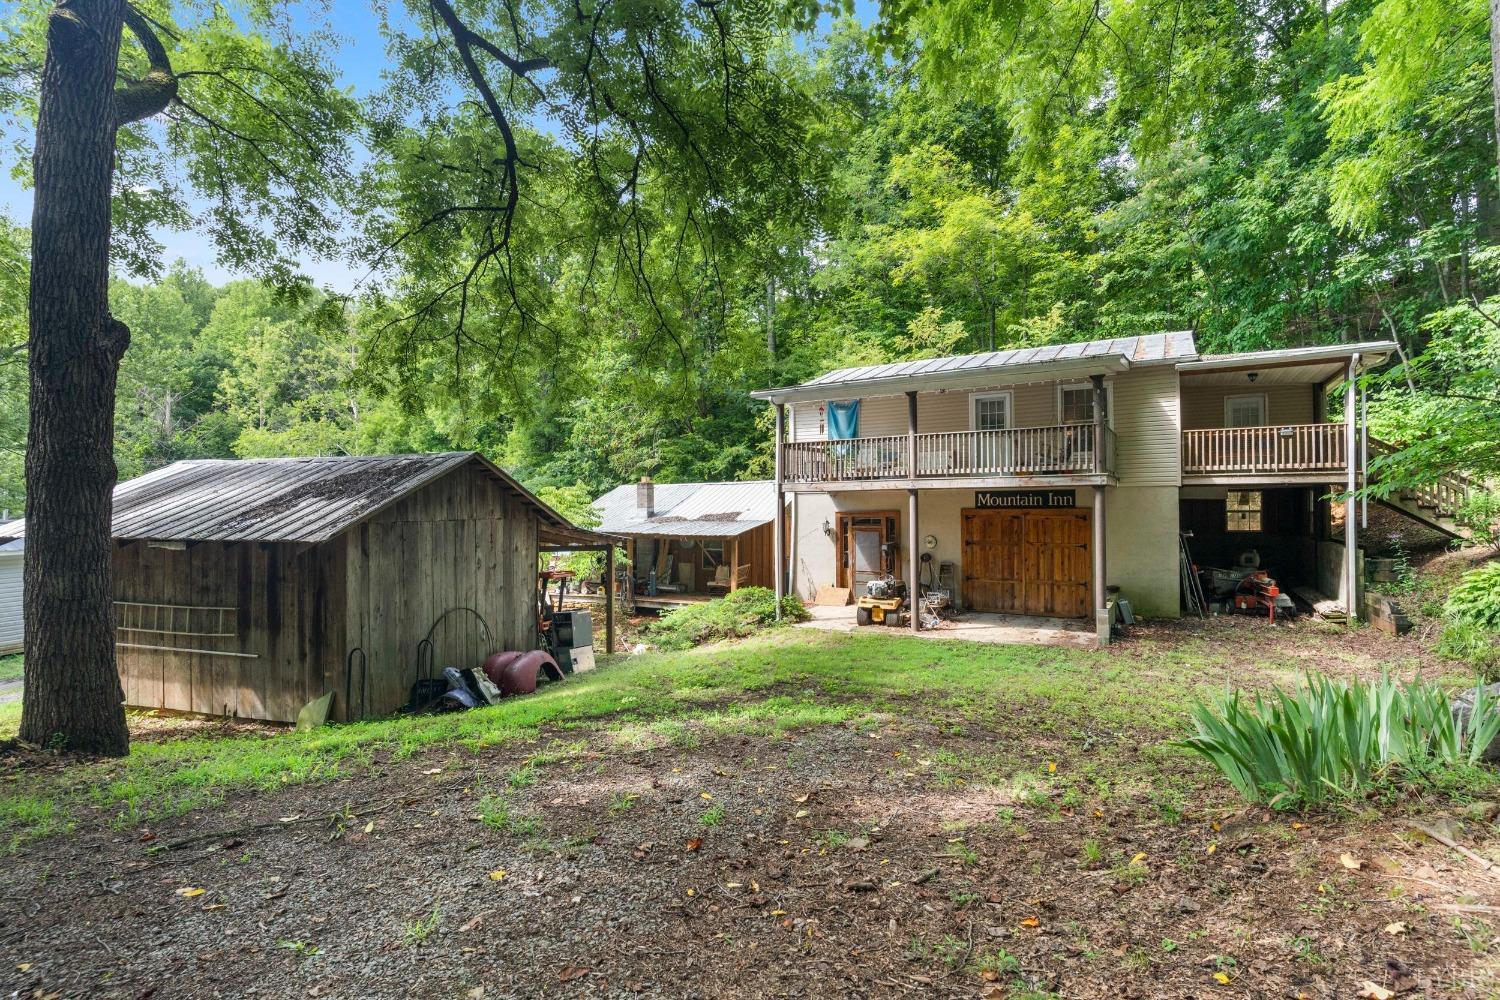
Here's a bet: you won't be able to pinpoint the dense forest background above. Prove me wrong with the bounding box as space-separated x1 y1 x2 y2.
1 1 1497 516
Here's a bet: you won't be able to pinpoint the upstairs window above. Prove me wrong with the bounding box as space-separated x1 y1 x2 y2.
971 392 1012 431
1226 490 1262 532
1058 383 1110 425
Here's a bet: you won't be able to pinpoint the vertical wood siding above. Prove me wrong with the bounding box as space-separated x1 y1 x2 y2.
342 462 539 720
113 539 342 723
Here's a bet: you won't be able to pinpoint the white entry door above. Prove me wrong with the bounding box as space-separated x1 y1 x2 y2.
970 392 1013 473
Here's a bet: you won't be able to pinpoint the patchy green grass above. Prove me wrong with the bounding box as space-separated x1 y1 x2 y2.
0 698 19 739
0 625 1458 853
0 654 21 683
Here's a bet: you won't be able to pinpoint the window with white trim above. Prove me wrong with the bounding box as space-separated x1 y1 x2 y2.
1226 490 1262 532
1058 383 1111 425
970 392 1012 431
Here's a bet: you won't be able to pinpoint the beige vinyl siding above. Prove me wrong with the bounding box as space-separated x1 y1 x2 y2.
1181 383 1318 429
790 383 1064 441
1111 367 1180 487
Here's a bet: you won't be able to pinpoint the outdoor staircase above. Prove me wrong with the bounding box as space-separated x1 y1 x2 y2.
1367 438 1480 541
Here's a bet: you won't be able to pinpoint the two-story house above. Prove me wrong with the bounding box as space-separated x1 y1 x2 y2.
752 332 1430 643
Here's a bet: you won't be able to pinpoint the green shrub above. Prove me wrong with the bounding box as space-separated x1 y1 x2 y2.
1457 492 1500 546
1439 562 1500 674
642 587 809 651
1178 673 1500 808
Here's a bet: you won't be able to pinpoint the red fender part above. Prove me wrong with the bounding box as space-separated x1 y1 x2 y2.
481 651 525 687
506 650 563 693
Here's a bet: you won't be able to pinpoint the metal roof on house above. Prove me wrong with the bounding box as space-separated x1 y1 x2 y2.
752 331 1199 403
0 452 594 545
593 480 778 539
1177 341 1397 373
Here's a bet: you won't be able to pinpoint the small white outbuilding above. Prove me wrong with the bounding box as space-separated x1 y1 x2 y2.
0 536 20 655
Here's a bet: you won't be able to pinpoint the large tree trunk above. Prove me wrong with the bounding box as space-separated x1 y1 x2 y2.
20 0 131 755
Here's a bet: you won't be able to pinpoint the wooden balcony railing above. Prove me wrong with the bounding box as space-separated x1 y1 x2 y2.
784 434 907 482
782 424 1115 484
1182 423 1348 475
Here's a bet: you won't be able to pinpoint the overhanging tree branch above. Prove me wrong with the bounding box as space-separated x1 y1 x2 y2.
114 4 177 128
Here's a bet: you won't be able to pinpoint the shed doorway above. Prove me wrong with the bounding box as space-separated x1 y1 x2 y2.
962 508 1091 618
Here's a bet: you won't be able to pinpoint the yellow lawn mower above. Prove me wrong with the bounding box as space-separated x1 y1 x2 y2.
855 576 908 627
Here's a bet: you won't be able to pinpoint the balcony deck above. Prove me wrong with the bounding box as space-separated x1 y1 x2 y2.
780 422 1358 489
782 424 1115 490
1182 422 1351 482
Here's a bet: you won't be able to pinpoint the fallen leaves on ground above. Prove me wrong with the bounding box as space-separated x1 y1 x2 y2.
1340 852 1365 871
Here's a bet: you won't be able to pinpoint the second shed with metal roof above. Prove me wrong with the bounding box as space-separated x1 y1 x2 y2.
593 478 782 609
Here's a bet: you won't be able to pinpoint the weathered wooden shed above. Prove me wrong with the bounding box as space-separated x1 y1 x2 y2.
0 452 607 723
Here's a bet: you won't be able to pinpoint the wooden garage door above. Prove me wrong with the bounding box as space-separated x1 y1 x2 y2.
962 509 1091 618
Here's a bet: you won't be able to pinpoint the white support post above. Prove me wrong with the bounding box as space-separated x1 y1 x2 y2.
1344 355 1360 621
773 402 786 619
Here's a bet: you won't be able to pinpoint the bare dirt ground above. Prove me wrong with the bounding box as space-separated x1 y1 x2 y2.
5 620 1500 999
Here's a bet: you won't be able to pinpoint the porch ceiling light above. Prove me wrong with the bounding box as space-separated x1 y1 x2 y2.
1247 372 1259 382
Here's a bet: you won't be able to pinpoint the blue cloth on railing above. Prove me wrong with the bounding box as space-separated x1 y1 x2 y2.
827 400 859 440
826 400 860 465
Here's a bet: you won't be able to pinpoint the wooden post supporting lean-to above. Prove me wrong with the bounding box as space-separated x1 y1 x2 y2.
773 402 786 619
1093 485 1108 648
604 543 615 655
1091 374 1106 475
907 390 920 633
1344 354 1360 621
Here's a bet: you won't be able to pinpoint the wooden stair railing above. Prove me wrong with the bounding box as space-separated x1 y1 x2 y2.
1367 437 1482 538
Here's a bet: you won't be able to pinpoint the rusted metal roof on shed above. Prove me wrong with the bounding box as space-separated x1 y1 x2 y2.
0 452 596 545
593 480 779 538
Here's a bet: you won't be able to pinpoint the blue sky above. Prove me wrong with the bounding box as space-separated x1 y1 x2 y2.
0 1 391 287
0 0 876 289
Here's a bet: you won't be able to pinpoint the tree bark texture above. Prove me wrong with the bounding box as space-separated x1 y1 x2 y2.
21 0 132 755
